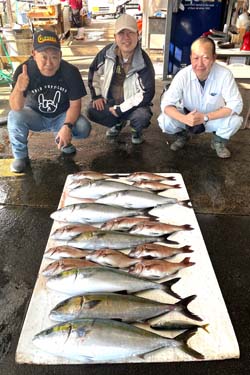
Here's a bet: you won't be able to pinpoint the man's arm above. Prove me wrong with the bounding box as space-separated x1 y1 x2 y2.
9 64 29 111
55 99 81 149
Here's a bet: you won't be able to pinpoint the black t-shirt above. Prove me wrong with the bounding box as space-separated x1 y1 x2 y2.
12 58 87 118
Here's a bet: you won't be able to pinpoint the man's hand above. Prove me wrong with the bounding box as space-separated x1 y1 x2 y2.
16 64 29 93
109 106 119 117
185 110 205 127
55 125 72 149
92 98 106 111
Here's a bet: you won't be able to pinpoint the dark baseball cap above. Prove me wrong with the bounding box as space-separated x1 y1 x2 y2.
33 30 61 52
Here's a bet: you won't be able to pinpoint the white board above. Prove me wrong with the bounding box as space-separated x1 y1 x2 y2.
15 173 239 364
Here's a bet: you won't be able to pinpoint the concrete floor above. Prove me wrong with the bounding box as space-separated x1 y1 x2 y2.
0 18 250 375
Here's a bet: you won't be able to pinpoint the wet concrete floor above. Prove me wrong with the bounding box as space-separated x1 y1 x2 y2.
0 17 250 375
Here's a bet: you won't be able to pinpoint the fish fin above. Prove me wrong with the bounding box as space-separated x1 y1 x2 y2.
175 295 203 322
180 199 192 208
161 277 181 299
136 345 166 360
166 176 176 181
161 235 179 245
173 328 205 359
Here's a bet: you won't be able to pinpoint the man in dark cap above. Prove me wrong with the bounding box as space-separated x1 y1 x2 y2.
87 13 155 145
8 29 91 173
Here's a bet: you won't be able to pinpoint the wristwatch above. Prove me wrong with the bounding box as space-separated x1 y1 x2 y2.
63 122 74 130
204 115 209 123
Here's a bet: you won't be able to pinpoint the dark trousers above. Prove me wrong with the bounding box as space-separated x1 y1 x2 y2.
87 101 153 134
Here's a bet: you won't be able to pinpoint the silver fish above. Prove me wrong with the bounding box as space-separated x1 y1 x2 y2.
50 203 151 224
68 179 141 199
126 172 176 182
128 257 195 280
133 181 181 191
33 318 204 362
86 249 141 268
49 293 202 323
129 244 193 259
96 189 191 209
46 266 181 299
42 258 98 277
151 321 209 332
64 230 178 250
44 246 91 260
129 222 193 237
51 224 99 240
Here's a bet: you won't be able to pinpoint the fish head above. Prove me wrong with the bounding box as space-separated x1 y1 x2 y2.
128 263 145 276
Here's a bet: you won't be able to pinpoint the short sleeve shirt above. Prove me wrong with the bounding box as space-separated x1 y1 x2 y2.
12 58 87 118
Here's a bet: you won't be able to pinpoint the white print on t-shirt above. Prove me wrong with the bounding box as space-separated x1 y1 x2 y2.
38 91 61 113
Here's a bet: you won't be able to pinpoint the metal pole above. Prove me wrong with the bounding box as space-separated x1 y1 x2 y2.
6 0 14 26
163 0 173 80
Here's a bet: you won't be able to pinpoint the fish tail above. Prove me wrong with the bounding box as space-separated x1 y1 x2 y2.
162 235 179 245
173 184 181 189
175 295 203 322
180 199 192 208
183 224 194 231
141 208 155 218
181 257 195 268
181 245 194 253
174 328 205 359
161 277 181 299
166 176 176 181
201 323 210 333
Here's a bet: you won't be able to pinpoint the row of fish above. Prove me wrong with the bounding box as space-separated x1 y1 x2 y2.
33 172 206 362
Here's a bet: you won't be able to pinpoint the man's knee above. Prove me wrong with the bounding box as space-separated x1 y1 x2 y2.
74 115 92 138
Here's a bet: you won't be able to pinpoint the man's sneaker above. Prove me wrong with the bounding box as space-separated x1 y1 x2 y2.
131 132 143 145
106 121 126 138
61 143 76 154
170 130 189 151
10 157 30 173
211 140 231 158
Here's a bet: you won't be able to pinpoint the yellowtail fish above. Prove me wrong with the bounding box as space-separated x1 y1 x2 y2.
33 319 204 362
49 293 202 323
128 257 195 279
96 189 191 209
68 179 142 199
46 266 182 299
151 321 209 332
50 203 153 224
129 244 193 259
63 230 178 250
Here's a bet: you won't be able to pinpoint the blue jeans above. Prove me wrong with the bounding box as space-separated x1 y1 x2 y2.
7 107 91 159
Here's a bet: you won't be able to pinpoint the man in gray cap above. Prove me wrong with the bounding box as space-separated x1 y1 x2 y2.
8 29 91 173
87 13 155 145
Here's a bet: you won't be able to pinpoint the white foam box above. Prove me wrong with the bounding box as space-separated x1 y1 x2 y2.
15 173 239 364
